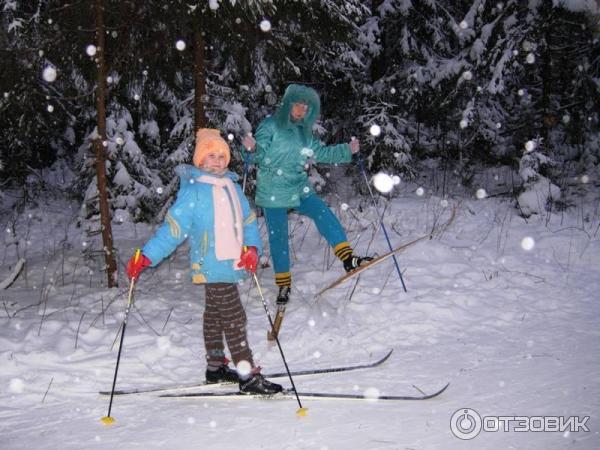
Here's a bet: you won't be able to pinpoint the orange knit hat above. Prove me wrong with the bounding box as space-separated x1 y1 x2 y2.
193 128 231 168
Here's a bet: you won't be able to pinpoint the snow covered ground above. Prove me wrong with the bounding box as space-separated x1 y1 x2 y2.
1 186 599 449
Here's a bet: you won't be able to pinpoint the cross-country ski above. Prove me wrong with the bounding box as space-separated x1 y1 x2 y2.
160 382 450 402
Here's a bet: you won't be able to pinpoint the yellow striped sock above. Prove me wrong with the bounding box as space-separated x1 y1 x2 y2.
333 241 353 261
275 272 292 287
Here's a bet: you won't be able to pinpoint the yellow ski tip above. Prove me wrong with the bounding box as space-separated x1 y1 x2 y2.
296 407 308 417
101 416 116 425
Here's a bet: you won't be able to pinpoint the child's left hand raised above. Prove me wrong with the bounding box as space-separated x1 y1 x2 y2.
238 246 258 274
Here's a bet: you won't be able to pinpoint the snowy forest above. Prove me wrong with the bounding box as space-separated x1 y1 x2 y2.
2 0 599 229
1 1 600 449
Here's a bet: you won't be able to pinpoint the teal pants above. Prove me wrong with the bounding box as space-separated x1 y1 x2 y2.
263 194 347 275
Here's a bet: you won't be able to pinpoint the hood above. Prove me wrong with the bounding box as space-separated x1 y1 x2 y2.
274 84 321 140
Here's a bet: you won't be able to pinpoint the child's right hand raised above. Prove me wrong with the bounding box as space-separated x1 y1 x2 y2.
242 134 256 152
126 253 152 280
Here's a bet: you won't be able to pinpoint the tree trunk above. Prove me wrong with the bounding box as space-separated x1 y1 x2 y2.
93 0 117 288
193 17 207 131
370 0 386 82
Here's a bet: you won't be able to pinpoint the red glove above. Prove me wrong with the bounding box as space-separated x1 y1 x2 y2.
237 246 258 274
126 253 152 280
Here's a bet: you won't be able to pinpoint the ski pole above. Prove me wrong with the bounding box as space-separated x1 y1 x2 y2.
242 134 252 194
357 150 408 292
251 273 308 416
101 249 141 425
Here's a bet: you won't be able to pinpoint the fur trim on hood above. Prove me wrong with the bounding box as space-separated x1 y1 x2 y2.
274 84 321 140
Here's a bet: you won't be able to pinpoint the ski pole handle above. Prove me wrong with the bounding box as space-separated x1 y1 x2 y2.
133 248 141 264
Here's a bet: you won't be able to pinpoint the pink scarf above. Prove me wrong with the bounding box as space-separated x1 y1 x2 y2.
197 175 243 269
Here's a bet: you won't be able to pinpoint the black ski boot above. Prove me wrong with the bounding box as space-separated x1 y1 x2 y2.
239 373 283 395
276 286 291 305
205 364 240 384
343 255 374 273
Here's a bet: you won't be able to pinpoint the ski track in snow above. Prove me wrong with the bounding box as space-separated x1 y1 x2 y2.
1 195 599 449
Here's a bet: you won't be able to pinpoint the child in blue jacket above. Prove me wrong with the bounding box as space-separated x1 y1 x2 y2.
126 128 282 395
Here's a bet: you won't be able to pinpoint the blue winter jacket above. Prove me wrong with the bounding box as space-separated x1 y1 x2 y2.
142 165 262 284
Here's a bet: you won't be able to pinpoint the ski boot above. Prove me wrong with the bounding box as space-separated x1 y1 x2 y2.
239 372 283 395
206 364 240 384
343 254 374 273
276 285 291 305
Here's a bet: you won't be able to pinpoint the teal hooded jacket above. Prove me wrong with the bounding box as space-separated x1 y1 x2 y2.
250 84 352 209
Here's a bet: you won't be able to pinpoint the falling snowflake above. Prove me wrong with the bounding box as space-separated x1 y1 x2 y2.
459 20 468 29
373 173 394 193
176 40 186 51
86 45 97 56
521 237 535 251
236 360 252 377
47 104 54 113
9 378 25 394
416 187 425 196
476 188 487 199
260 20 272 32
369 124 381 137
363 387 380 400
115 137 124 145
526 53 536 64
300 147 314 157
524 140 536 152
42 67 57 82
459 119 468 129
462 70 473 81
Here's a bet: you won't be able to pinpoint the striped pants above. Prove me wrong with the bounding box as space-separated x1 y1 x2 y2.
203 283 254 369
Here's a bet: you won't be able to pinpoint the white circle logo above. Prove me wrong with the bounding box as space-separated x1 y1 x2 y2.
450 408 482 440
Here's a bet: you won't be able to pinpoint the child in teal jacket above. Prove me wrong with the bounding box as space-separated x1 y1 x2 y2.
243 84 372 304
126 129 282 395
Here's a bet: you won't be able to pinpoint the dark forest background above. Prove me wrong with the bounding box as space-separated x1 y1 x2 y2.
1 0 598 224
